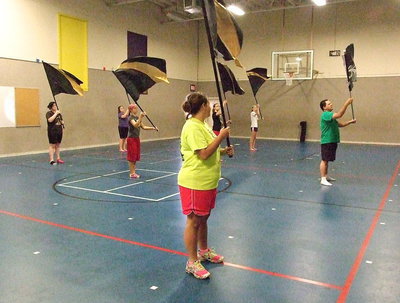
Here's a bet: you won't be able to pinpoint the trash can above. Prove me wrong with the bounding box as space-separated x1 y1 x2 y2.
299 121 307 142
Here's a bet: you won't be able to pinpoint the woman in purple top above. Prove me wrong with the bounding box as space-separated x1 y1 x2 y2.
118 105 130 152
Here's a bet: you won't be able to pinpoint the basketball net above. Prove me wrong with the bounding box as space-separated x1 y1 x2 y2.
284 72 294 86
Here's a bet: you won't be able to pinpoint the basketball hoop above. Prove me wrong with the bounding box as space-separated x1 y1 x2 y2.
284 72 294 86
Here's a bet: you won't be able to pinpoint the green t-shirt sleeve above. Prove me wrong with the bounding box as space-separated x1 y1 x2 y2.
322 111 334 121
186 127 208 152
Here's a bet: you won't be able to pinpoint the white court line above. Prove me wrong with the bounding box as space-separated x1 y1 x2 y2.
57 184 159 201
146 172 177 182
137 168 178 174
149 157 182 165
103 170 129 176
56 168 179 201
59 168 175 186
156 192 180 201
105 173 176 192
61 170 129 185
61 175 102 185
104 181 145 192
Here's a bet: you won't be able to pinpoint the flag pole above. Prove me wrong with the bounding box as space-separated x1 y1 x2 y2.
349 90 354 119
221 92 231 121
125 92 131 105
201 0 232 155
52 95 59 110
126 92 158 131
51 94 65 128
252 94 264 120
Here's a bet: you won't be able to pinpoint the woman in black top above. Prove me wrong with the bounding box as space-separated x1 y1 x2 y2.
212 100 229 135
46 102 64 165
212 103 222 135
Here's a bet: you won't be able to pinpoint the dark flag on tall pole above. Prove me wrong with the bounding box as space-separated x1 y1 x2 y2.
113 56 169 130
113 56 169 102
343 43 357 118
42 61 84 97
344 44 357 92
217 62 245 95
246 68 269 120
202 0 243 156
204 0 243 67
246 68 269 97
217 62 244 121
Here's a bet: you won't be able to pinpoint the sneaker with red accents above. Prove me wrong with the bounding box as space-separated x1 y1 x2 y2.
185 260 210 279
129 173 140 179
197 248 224 263
56 159 65 164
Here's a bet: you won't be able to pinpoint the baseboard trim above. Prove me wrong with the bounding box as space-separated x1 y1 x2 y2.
0 136 180 158
232 136 400 146
2 136 399 158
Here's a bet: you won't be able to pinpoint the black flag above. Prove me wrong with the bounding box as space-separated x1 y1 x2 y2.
203 0 243 67
344 44 357 92
246 68 269 97
217 62 245 95
113 56 169 101
42 61 83 96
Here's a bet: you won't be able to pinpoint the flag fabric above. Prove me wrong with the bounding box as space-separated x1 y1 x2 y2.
344 43 357 92
113 56 169 101
246 68 269 96
217 62 245 95
42 61 84 96
203 0 243 67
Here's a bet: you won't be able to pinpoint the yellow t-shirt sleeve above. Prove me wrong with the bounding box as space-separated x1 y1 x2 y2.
186 127 208 152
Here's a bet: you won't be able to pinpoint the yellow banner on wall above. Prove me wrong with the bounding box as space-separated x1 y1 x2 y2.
58 14 88 91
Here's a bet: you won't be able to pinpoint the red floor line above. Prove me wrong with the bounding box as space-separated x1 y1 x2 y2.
337 160 400 303
224 262 342 290
0 209 341 290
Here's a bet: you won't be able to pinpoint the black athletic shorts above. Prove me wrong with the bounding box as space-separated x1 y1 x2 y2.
48 127 63 144
251 127 258 132
118 126 128 139
321 143 338 162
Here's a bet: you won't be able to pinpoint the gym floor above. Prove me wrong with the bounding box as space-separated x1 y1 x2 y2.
0 138 399 303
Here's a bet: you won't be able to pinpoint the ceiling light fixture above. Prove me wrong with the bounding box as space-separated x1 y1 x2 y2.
312 0 327 6
227 4 245 16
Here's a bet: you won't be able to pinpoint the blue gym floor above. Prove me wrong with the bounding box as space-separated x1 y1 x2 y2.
0 138 399 303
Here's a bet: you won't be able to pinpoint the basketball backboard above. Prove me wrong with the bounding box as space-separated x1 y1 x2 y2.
271 50 314 80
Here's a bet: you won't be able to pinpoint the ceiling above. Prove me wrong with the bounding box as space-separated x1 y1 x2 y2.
104 0 359 22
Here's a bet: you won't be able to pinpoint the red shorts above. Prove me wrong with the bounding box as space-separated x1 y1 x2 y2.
179 186 217 216
127 137 140 162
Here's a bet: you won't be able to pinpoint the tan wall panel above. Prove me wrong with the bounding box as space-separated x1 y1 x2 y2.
15 88 40 127
0 59 189 156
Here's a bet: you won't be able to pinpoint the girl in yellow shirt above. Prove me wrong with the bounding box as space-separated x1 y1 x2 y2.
178 92 234 279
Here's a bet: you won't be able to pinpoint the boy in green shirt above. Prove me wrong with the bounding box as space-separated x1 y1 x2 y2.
320 98 356 186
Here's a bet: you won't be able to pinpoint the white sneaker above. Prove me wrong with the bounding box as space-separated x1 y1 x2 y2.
320 178 332 186
327 176 336 181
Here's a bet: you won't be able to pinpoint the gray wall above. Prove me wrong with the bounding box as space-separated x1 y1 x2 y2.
199 76 400 144
0 59 189 155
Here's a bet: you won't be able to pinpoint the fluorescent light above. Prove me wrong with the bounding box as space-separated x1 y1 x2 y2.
227 4 245 16
312 0 326 6
295 57 302 61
